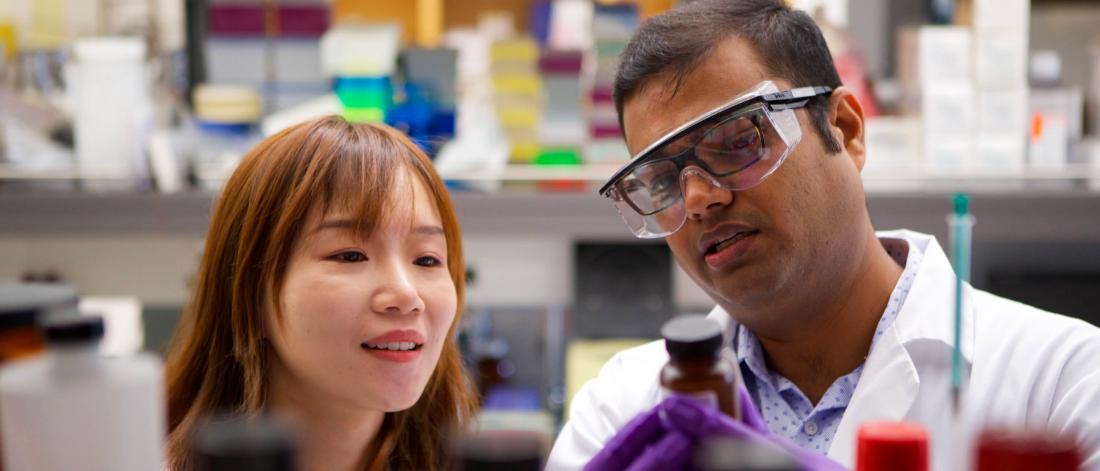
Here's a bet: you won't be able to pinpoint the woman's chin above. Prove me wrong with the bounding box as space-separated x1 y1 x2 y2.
370 386 428 412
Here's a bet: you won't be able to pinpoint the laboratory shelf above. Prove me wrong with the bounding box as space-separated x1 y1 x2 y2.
1 188 1099 244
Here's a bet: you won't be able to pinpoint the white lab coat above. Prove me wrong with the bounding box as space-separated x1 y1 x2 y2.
548 230 1100 470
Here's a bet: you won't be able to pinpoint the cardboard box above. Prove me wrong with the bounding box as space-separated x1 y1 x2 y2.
918 26 971 84
976 132 1026 173
976 89 1028 135
924 133 975 174
922 84 975 134
975 33 1027 88
974 0 1029 33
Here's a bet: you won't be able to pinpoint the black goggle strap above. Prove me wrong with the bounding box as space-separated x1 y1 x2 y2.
762 86 833 111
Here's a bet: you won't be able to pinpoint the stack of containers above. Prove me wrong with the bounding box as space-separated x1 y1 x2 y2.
206 0 330 111
585 4 637 165
321 23 401 123
919 1 1031 177
536 49 585 166
191 84 263 190
490 38 542 164
918 26 974 175
399 47 459 145
972 0 1029 173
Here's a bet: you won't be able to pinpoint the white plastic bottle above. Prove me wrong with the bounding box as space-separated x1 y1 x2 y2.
0 316 164 471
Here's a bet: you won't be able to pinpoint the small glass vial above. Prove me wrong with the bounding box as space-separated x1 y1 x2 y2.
660 315 739 419
0 282 77 364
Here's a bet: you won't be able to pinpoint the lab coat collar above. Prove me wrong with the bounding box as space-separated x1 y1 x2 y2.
704 230 974 465
879 229 975 363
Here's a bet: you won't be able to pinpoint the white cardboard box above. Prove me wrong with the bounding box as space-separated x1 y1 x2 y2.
976 132 1026 173
974 0 1029 33
977 89 1028 135
918 26 972 84
975 33 1028 88
924 133 975 174
922 84 975 134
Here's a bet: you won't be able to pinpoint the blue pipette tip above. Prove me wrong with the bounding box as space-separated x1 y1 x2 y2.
953 193 969 215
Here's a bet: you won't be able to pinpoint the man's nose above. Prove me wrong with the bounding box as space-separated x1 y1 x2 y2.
680 168 733 221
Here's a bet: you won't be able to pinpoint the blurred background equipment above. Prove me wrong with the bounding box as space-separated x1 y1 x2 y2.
0 2 1098 465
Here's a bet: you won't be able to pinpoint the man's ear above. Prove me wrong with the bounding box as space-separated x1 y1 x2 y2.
828 86 866 171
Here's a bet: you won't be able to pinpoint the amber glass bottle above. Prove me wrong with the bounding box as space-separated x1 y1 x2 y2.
0 309 44 364
660 315 739 419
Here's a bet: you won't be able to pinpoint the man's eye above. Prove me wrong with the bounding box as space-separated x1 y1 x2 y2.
331 251 367 263
413 255 440 266
730 129 760 152
648 174 679 203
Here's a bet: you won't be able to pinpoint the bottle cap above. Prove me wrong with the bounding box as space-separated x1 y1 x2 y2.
194 415 298 471
856 421 929 471
975 427 1080 471
662 315 723 361
43 316 104 345
0 283 77 331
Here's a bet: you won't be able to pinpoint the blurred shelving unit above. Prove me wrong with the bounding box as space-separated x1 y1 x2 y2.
2 162 1100 245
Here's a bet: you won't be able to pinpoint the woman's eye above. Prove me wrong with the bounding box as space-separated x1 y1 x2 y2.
331 251 368 263
415 256 443 267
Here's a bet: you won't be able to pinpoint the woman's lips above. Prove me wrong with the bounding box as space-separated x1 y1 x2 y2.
361 329 425 363
361 345 422 363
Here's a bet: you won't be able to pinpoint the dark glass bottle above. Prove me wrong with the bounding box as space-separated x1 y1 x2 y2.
659 315 739 419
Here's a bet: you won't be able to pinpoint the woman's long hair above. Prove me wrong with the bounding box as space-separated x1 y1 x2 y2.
164 116 478 470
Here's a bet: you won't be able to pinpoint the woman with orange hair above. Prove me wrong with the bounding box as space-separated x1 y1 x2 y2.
164 116 477 470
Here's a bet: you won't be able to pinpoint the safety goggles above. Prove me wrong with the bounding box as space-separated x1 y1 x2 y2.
599 81 833 238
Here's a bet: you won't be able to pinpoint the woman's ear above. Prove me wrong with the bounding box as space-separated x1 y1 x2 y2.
828 86 867 171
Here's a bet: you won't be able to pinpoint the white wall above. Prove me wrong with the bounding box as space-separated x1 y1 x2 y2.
0 235 204 306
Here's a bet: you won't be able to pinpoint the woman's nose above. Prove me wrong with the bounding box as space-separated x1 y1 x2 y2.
370 263 425 315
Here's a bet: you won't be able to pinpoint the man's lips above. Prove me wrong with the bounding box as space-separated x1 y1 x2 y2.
703 230 758 270
698 223 758 256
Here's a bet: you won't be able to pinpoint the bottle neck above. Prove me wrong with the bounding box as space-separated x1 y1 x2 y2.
50 342 102 377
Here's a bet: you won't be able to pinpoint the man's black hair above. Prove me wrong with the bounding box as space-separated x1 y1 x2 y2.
613 0 844 153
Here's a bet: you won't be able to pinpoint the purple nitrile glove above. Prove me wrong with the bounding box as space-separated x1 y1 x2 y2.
584 387 847 471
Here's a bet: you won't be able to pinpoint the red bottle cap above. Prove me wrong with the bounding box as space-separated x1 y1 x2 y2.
856 422 929 471
975 427 1080 471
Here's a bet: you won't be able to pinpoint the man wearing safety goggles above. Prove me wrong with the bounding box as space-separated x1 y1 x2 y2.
548 0 1100 470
